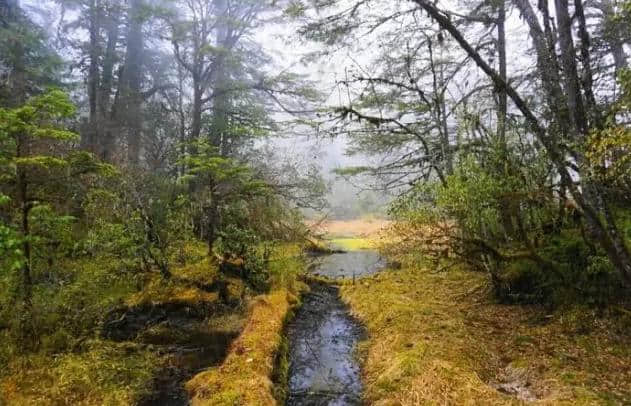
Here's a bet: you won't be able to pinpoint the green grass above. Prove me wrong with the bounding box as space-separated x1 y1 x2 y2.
1 340 159 405
2 241 310 406
328 237 375 251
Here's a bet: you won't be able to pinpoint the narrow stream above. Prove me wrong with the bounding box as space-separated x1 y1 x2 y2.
286 250 385 405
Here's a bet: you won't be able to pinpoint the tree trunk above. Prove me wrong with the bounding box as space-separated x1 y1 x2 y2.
191 84 203 142
9 5 34 345
85 0 101 154
123 0 144 165
427 38 453 176
554 0 588 137
207 180 220 256
495 0 516 239
98 4 120 161
496 0 507 148
211 0 231 155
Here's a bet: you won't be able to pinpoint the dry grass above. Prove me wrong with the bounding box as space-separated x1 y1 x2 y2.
308 218 392 238
340 259 631 405
183 243 308 405
329 237 376 250
185 287 305 405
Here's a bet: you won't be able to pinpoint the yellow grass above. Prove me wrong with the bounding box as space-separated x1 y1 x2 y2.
329 237 375 250
340 262 631 405
0 243 305 406
185 287 304 405
0 341 159 406
308 218 392 238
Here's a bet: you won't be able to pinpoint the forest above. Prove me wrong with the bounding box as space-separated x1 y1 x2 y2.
0 0 630 404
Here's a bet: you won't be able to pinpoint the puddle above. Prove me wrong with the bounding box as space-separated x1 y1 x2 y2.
137 329 238 406
286 249 384 405
102 302 243 406
308 250 386 279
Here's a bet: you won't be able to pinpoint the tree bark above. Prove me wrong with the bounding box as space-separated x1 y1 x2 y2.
85 0 101 154
98 3 120 161
123 0 144 165
554 0 588 137
496 0 507 147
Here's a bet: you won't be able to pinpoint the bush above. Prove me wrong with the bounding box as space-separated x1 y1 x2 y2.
216 224 269 290
495 232 625 307
391 152 629 308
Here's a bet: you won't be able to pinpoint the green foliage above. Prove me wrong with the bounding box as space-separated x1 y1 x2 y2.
585 69 631 187
0 13 62 104
391 146 626 307
180 139 269 194
79 172 196 278
0 89 77 140
497 232 624 307
436 156 505 237
284 1 307 17
29 204 75 262
0 222 25 275
620 68 631 109
216 224 268 289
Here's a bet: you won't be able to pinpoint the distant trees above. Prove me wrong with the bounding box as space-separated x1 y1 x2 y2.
300 0 631 304
54 0 151 162
0 0 326 356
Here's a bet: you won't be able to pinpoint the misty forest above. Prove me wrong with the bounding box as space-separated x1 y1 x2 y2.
1 0 631 404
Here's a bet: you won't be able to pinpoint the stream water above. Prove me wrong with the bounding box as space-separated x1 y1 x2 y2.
286 250 385 405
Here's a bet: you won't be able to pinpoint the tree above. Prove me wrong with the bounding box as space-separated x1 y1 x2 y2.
0 89 77 344
300 0 631 291
180 139 269 255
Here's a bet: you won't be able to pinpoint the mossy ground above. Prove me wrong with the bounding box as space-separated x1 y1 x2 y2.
1 340 160 405
185 289 303 405
316 222 631 405
339 253 631 405
0 242 306 406
185 243 307 405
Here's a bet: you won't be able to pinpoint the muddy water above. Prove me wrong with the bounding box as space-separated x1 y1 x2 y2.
286 250 384 405
103 301 243 406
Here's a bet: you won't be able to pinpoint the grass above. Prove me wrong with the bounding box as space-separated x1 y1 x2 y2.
185 288 304 405
127 256 221 308
184 243 307 405
0 340 160 405
339 256 631 404
308 218 391 239
0 242 307 406
328 237 375 251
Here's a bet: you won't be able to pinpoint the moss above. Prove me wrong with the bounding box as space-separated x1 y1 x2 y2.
1 341 159 405
180 243 307 405
328 237 375 251
185 287 306 405
0 243 224 405
270 334 290 402
339 262 631 404
1 232 307 405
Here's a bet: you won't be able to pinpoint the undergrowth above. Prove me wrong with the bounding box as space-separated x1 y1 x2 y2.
340 253 631 404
